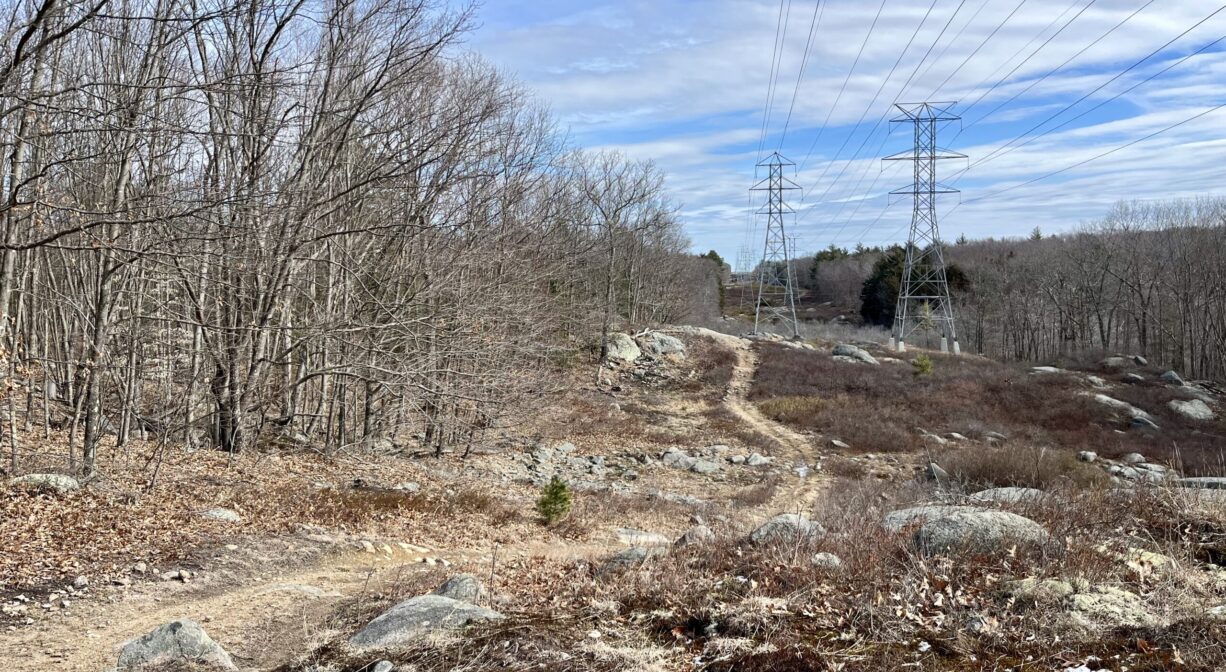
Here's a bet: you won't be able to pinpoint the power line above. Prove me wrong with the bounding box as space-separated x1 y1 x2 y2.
958 102 1226 205
778 1 827 149
956 7 1226 175
756 0 792 160
926 0 1030 100
796 0 890 172
961 0 1157 134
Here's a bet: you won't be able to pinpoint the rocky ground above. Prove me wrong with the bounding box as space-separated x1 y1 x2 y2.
2 328 1225 671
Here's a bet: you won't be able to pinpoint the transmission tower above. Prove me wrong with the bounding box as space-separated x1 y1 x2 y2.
751 152 801 338
734 245 755 310
884 102 965 354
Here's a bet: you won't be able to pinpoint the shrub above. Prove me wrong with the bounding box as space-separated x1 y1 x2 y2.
939 445 1107 490
911 353 933 376
756 395 823 424
535 476 572 524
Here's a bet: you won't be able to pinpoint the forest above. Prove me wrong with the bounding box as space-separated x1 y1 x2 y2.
0 0 720 476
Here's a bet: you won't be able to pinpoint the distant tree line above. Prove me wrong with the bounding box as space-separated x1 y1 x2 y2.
0 0 717 475
800 198 1226 382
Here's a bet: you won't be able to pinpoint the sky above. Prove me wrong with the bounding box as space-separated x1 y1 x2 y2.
456 0 1226 265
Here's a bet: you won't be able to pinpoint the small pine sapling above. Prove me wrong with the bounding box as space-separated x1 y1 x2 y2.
535 476 572 524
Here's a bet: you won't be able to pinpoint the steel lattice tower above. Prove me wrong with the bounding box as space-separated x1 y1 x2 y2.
885 102 965 354
751 153 800 337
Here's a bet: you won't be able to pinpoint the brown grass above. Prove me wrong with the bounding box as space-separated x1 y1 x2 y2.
749 342 1226 473
938 445 1109 490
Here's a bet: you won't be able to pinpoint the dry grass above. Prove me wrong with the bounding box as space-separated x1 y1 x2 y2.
938 445 1109 490
749 342 1226 474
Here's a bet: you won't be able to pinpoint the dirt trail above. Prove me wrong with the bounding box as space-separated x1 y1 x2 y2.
720 339 827 518
2 331 827 671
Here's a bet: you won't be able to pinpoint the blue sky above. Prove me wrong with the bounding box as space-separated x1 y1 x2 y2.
458 0 1226 265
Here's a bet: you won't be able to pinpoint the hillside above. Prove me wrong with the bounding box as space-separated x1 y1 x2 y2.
3 327 1224 671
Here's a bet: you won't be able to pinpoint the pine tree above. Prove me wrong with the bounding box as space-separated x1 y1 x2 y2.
535 476 572 524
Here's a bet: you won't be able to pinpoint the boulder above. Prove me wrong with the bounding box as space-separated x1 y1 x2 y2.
922 462 952 488
1121 373 1146 384
1083 375 1108 389
635 332 686 359
1169 398 1214 421
830 439 850 449
1160 370 1186 386
1077 451 1097 463
749 514 825 545
596 547 664 576
810 552 842 569
116 619 236 670
1100 356 1131 368
1133 355 1149 366
1030 366 1066 374
746 453 770 467
1068 586 1156 629
7 473 79 494
1130 416 1160 431
349 595 504 650
969 487 1051 505
913 510 1050 555
690 459 720 474
432 574 486 603
200 508 242 523
1119 452 1146 465
832 344 878 365
674 525 715 548
881 505 982 533
1092 394 1153 423
605 333 642 362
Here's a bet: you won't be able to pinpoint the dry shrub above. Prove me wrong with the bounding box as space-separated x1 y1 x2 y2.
756 395 823 425
730 475 780 508
938 445 1108 490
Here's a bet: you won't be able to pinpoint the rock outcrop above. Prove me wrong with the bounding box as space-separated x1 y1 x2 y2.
117 620 236 670
349 595 504 650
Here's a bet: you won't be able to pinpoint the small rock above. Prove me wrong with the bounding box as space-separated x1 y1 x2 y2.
432 574 486 603
810 552 842 569
200 508 242 524
830 439 850 449
1120 453 1146 465
674 525 715 548
1133 355 1148 366
1030 366 1066 374
72 576 89 589
393 482 420 493
132 562 148 575
1121 372 1146 384
749 514 825 545
729 455 746 465
1077 451 1097 463
746 453 770 467
373 662 394 672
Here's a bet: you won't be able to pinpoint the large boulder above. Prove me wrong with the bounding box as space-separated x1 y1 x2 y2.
881 505 982 533
913 510 1050 555
635 331 686 359
7 473 79 494
349 595 504 650
1169 398 1214 421
1160 370 1186 386
749 514 825 545
116 619 236 670
1092 394 1153 423
605 333 642 362
832 344 879 365
432 574 486 603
